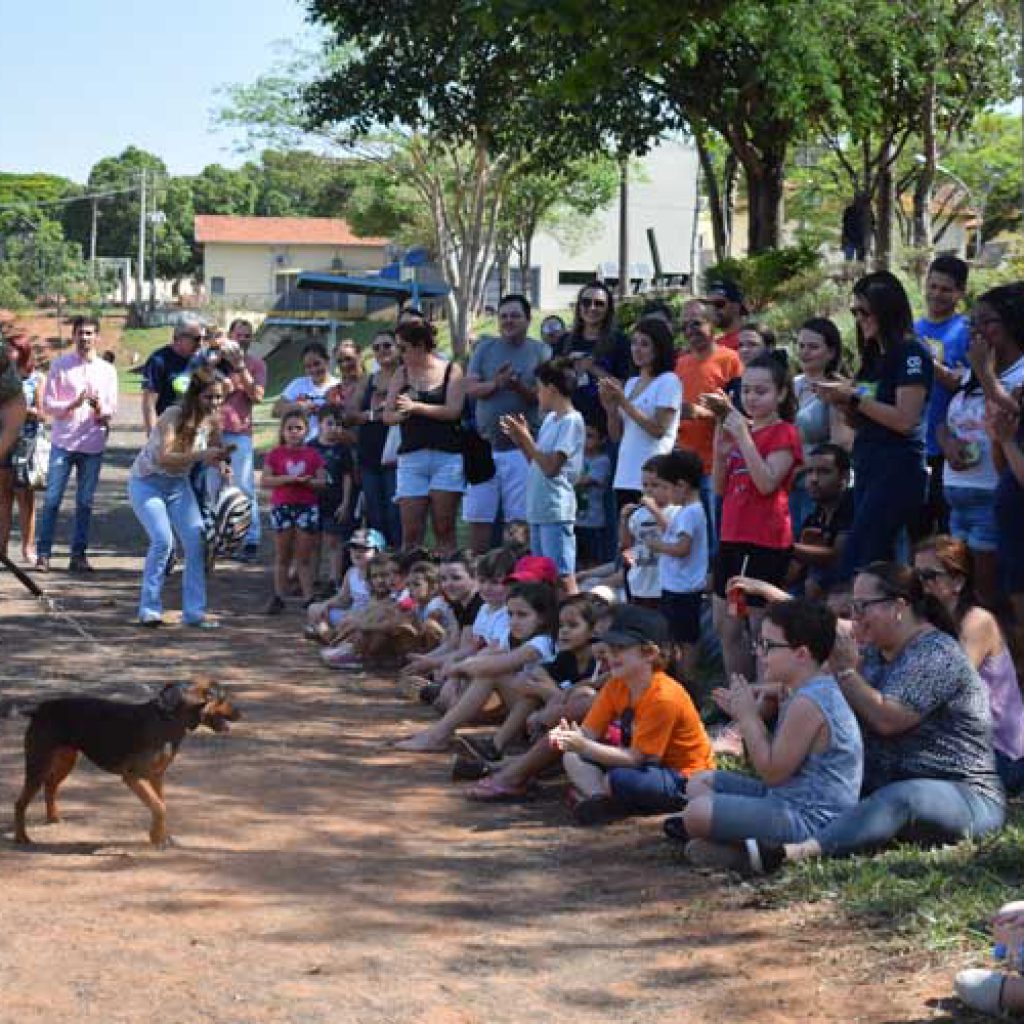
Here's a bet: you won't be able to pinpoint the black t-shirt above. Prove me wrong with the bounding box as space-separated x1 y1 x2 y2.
451 592 484 629
853 338 933 468
142 345 191 415
802 489 855 589
311 440 354 512
545 650 598 690
555 330 632 428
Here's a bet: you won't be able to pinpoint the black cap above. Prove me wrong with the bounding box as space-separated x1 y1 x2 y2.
705 279 745 305
597 604 669 647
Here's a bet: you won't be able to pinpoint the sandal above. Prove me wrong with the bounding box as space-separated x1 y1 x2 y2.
456 733 501 763
466 777 534 802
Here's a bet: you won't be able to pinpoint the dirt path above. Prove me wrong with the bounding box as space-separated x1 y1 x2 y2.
0 400 975 1023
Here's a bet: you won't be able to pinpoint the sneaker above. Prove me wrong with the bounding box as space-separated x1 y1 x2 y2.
419 681 442 704
69 555 95 574
322 646 362 670
136 614 165 628
954 969 1006 1015
684 839 751 872
184 618 221 630
451 753 490 782
34 556 50 573
662 814 690 843
744 838 785 875
265 595 285 615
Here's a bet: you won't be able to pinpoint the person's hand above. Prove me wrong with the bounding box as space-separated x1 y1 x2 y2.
813 379 856 406
986 398 1021 444
697 390 733 421
597 377 625 408
968 332 997 382
721 407 750 441
500 412 532 447
942 434 975 472
548 718 586 754
201 446 229 467
394 392 417 418
828 618 860 674
725 575 771 602
219 339 243 369
712 673 759 721
493 362 515 389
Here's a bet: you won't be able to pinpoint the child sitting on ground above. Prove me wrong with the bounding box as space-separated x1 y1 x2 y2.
664 598 863 875
460 593 605 793
394 575 559 753
305 528 385 640
548 604 714 825
956 901 1024 1017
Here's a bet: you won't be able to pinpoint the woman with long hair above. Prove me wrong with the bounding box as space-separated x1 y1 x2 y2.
0 332 44 563
384 320 465 554
813 272 933 575
127 367 231 627
914 535 1024 794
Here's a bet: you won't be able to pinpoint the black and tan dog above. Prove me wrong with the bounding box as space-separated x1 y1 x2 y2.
11 676 240 847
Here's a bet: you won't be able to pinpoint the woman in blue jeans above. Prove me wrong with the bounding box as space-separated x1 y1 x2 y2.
127 368 231 628
750 561 1004 873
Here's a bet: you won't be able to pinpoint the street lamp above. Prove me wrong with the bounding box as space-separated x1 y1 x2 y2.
913 154 979 256
148 209 166 312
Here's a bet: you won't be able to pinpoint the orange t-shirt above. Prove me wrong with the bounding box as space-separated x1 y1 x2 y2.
674 347 743 472
583 671 714 776
717 328 741 352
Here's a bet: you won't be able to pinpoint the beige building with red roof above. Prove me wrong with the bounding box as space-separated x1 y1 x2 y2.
195 215 390 308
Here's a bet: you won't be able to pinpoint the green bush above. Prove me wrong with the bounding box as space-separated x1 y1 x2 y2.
705 242 823 313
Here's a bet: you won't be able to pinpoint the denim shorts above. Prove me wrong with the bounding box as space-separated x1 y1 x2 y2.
945 485 999 552
395 448 465 499
530 522 576 576
270 503 321 533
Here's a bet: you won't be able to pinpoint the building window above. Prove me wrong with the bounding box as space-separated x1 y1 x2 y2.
558 270 599 286
211 276 225 296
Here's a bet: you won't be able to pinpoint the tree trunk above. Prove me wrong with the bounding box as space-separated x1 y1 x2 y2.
744 154 785 253
912 72 937 250
696 135 730 263
874 146 896 271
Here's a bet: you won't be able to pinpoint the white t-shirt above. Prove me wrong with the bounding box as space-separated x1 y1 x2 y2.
346 566 370 610
472 603 510 649
522 634 557 664
280 374 340 441
944 356 1024 491
613 372 682 491
659 501 709 594
626 504 679 599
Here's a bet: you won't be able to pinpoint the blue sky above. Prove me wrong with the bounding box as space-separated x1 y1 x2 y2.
0 0 313 183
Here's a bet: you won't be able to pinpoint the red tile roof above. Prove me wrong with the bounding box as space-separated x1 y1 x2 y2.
194 215 388 247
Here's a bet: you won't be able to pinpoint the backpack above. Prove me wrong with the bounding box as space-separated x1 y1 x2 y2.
203 485 253 572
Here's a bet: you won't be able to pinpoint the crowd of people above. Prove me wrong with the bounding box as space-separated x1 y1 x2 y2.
3 260 1024 1016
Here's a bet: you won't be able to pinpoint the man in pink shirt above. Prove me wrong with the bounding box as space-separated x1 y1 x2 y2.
218 318 266 557
36 316 118 573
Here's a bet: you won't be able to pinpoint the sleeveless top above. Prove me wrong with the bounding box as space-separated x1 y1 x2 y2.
398 361 461 455
979 645 1024 761
770 675 864 830
794 375 831 447
130 407 209 480
20 372 43 438
357 372 390 468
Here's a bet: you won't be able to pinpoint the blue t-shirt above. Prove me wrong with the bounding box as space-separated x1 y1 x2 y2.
142 345 191 415
525 409 585 524
915 314 970 457
852 337 934 470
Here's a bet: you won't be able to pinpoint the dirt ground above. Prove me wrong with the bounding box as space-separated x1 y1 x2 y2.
0 398 984 1023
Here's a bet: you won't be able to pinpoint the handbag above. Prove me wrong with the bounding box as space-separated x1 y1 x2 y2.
11 429 49 490
460 421 496 485
381 424 402 466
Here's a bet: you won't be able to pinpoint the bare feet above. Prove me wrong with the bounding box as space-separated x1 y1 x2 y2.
393 733 451 753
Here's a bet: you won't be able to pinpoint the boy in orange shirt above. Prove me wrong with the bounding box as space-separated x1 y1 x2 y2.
549 604 714 825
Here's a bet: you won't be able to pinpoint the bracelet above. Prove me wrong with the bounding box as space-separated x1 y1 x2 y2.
836 667 858 682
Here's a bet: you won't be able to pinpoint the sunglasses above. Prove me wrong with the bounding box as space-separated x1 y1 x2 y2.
579 298 608 310
708 299 728 309
373 341 395 350
850 595 893 616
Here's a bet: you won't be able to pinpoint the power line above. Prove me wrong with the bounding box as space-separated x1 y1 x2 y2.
0 182 144 212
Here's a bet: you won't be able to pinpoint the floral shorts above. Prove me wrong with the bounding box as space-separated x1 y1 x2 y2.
270 503 321 533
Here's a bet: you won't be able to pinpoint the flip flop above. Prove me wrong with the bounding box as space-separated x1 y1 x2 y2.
466 777 534 802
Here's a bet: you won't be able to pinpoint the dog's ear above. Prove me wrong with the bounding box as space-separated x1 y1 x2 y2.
156 683 187 713
182 676 221 707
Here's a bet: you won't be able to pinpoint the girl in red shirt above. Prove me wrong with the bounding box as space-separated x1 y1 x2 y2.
704 353 802 680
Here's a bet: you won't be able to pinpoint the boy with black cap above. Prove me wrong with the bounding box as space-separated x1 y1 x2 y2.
549 604 714 824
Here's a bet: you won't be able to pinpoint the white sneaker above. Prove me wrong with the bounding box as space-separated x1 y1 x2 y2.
954 969 1005 1016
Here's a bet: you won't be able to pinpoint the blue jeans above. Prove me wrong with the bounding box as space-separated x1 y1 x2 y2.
707 770 815 844
36 446 104 558
223 431 260 546
699 474 719 560
815 778 1005 857
361 464 400 548
607 763 687 814
128 474 207 623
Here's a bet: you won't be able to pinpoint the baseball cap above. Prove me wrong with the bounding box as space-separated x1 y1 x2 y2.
347 527 386 551
506 555 559 584
705 279 745 306
597 604 669 647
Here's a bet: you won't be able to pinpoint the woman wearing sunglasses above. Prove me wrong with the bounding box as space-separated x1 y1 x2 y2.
914 535 1024 794
812 272 933 576
347 330 402 547
748 561 1004 874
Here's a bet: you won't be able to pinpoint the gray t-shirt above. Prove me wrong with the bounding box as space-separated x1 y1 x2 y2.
861 629 1003 804
468 335 551 449
525 409 585 524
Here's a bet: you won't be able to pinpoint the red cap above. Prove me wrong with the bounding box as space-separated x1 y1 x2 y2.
506 555 559 585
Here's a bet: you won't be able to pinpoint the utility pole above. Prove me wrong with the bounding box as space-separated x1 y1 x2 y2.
617 158 629 300
136 169 147 306
89 197 98 272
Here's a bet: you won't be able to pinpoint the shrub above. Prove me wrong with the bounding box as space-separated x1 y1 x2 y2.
704 241 823 313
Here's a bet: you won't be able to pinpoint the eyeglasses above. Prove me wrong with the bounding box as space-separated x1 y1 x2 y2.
849 306 873 320
682 319 707 331
579 298 608 310
753 636 791 655
850 595 893 616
